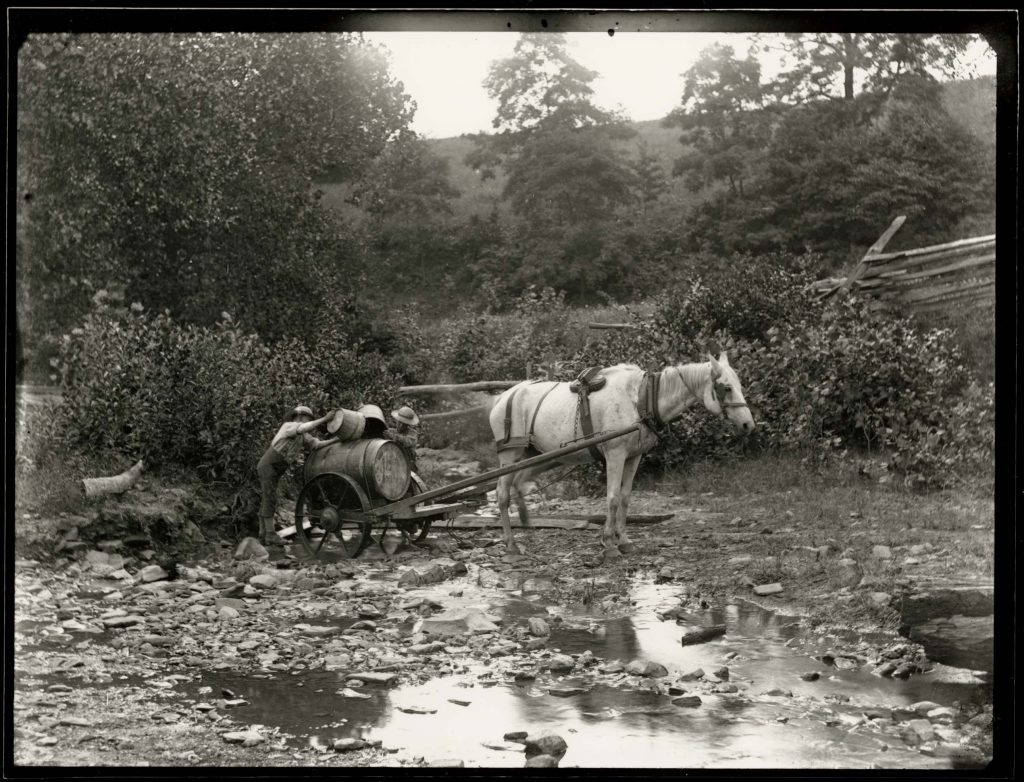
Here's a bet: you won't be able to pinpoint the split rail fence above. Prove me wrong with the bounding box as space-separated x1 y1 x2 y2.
812 229 995 316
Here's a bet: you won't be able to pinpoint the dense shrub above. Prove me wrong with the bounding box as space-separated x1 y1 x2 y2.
436 288 580 382
54 303 402 514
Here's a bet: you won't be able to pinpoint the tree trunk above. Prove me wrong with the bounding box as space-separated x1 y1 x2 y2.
842 33 855 101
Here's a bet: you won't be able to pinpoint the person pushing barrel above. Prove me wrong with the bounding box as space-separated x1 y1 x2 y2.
257 405 339 547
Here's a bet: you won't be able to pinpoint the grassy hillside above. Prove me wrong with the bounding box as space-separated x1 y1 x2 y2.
424 77 995 224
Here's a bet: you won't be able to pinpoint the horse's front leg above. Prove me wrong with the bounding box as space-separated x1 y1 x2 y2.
495 470 521 556
602 452 626 561
615 453 643 555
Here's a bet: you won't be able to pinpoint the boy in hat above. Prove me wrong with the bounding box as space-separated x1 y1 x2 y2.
387 405 420 472
257 405 339 547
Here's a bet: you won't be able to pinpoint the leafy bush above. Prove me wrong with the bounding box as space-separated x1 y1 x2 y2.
53 303 402 515
436 287 579 382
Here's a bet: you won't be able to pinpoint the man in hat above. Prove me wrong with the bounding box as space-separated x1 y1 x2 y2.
386 405 420 472
257 405 339 547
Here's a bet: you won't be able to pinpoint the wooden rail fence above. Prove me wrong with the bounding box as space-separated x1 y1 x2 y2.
813 229 995 316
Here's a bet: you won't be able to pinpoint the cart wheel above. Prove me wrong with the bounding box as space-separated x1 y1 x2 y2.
294 474 370 561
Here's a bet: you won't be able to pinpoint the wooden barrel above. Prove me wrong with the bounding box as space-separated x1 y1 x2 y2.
327 408 366 441
304 439 410 501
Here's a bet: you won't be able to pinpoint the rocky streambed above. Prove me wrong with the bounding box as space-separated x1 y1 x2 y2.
12 514 994 770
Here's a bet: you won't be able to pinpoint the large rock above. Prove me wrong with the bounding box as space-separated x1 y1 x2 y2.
900 586 994 625
139 565 169 583
418 609 500 637
626 659 668 678
234 538 269 561
908 614 993 671
525 754 559 768
528 617 550 637
523 731 567 760
546 654 575 673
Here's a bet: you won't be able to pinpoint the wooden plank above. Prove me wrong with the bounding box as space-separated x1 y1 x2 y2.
390 501 477 520
835 215 907 296
867 245 995 276
911 294 995 315
872 271 995 299
894 279 995 304
399 381 521 396
447 512 679 530
908 283 996 306
420 404 493 423
587 322 638 330
862 234 994 264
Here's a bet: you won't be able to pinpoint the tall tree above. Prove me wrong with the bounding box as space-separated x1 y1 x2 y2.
631 139 669 216
17 32 414 368
756 33 975 108
664 43 770 199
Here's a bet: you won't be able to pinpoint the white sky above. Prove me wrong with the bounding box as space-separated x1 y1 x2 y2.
362 32 997 139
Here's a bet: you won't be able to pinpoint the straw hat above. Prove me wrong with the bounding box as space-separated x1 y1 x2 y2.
289 405 314 421
391 406 420 427
357 404 387 428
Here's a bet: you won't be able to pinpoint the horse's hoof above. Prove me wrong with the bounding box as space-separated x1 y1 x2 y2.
618 542 636 555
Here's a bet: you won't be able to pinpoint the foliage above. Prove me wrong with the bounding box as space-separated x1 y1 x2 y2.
18 32 414 372
755 33 976 107
631 139 670 216
664 43 772 198
435 288 580 382
53 303 402 514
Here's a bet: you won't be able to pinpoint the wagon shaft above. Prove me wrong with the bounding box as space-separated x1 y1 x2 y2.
369 422 643 516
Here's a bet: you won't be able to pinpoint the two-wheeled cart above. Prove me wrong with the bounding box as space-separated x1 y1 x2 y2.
290 422 642 560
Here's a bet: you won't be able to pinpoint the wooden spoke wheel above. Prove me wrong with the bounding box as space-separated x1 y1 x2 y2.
294 474 370 561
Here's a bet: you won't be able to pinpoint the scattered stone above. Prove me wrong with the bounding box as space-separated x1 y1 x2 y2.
218 607 240 621
419 609 500 637
728 555 752 565
333 738 366 752
762 688 792 697
337 688 372 699
713 683 738 693
525 755 559 768
679 625 726 646
249 574 277 590
711 666 729 680
835 559 863 588
349 621 377 632
234 538 269 561
397 705 437 715
448 698 471 707
927 707 955 724
868 592 891 606
139 565 169 583
753 582 783 596
672 695 702 708
908 614 993 671
800 672 820 681
547 686 588 698
528 617 550 637
904 718 936 743
871 545 893 560
626 659 668 678
523 731 568 760
678 668 704 681
101 615 145 628
222 728 264 747
547 654 575 673
504 731 528 742
346 672 398 686
424 759 465 768
910 700 941 716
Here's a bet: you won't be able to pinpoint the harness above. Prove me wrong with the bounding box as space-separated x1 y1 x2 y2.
495 365 750 457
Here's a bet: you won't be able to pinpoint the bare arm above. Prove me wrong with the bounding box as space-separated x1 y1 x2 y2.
310 436 340 451
296 411 336 435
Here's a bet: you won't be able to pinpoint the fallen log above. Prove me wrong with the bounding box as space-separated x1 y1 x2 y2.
81 460 144 499
586 322 638 330
679 624 727 646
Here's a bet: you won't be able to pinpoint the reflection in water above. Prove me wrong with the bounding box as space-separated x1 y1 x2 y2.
176 580 989 769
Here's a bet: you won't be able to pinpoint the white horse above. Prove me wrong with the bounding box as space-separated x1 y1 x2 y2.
488 352 755 559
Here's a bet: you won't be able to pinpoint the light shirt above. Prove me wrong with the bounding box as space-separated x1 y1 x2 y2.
270 422 317 464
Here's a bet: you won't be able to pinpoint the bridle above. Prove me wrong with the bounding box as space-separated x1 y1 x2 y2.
712 378 750 418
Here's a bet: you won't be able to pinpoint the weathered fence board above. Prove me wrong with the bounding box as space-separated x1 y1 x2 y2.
814 227 995 317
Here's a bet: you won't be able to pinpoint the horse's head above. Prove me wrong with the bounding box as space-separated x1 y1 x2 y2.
705 352 755 435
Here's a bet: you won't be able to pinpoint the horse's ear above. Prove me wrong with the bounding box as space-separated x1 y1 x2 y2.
708 353 723 379
718 351 730 366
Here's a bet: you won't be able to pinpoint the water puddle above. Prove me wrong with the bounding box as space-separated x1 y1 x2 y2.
170 577 989 768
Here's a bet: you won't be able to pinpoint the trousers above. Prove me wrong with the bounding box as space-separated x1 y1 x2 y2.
257 447 290 518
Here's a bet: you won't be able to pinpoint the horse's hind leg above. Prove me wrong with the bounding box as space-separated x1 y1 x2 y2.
602 452 627 561
495 449 525 555
616 454 643 555
512 466 537 529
